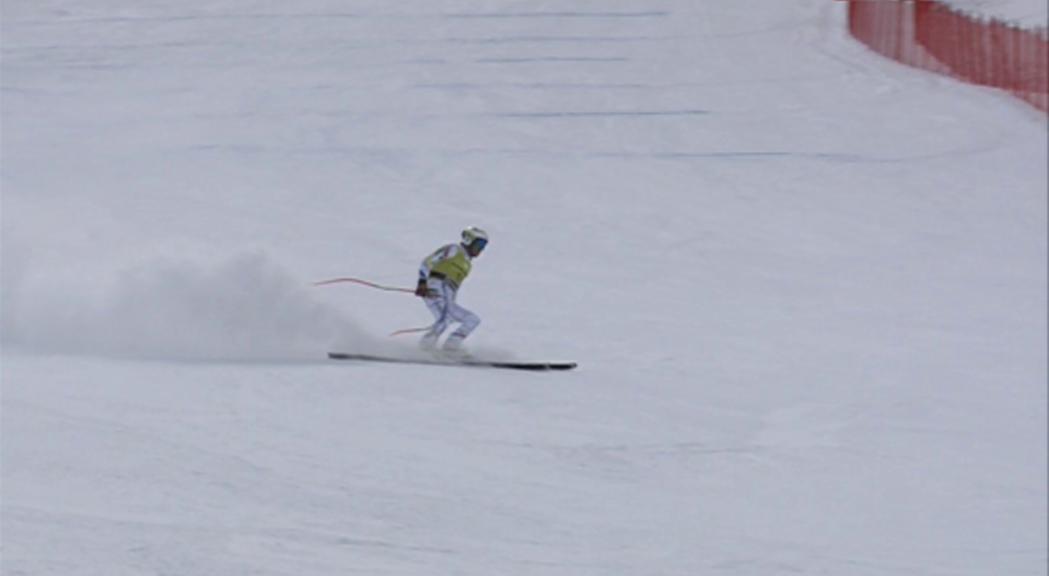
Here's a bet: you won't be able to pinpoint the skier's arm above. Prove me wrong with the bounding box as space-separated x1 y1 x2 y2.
418 247 442 281
415 252 434 296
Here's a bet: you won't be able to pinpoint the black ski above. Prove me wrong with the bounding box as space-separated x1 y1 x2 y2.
328 352 577 371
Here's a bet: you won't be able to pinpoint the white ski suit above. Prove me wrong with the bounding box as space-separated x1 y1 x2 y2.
418 243 480 349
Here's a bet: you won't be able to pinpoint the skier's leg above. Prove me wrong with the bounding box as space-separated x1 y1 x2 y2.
442 302 480 350
420 282 452 349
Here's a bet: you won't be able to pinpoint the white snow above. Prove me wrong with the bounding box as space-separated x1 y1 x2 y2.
939 0 1048 27
2 1 1046 575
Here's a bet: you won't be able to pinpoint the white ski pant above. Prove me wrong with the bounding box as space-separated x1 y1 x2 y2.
421 280 480 347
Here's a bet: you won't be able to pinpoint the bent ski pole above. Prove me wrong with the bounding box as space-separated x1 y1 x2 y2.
315 277 430 337
314 277 415 294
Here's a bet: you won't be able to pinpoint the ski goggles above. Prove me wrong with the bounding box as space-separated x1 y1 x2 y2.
469 238 488 252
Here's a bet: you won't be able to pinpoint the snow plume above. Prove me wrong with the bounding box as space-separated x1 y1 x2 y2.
2 252 366 361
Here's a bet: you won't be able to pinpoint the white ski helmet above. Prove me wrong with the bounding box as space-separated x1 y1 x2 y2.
461 226 489 252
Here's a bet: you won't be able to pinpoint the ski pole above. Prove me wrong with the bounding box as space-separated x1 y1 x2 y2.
389 326 432 337
314 277 431 337
313 277 415 294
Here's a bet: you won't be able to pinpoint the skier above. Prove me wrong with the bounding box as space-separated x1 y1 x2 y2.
415 226 489 354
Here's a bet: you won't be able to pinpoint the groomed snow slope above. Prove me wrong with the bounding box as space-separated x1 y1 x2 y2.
2 1 1046 575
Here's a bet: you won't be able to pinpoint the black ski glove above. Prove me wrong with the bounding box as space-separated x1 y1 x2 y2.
415 279 432 298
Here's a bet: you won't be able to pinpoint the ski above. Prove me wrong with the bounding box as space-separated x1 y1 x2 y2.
328 352 577 371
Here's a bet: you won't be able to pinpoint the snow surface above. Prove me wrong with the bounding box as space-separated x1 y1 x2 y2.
940 0 1048 27
2 1 1046 574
